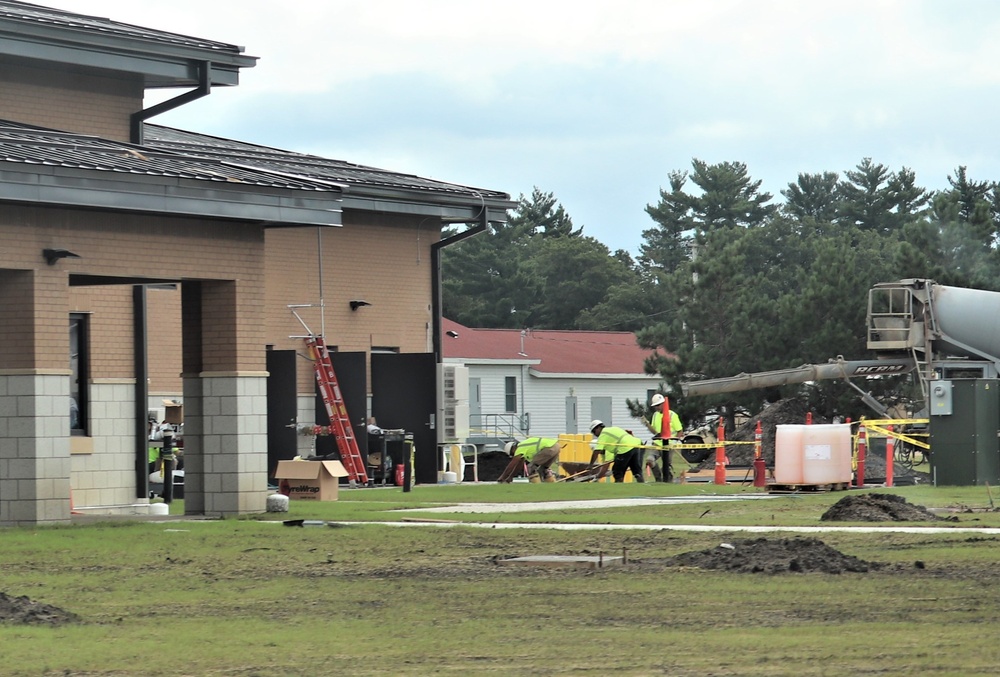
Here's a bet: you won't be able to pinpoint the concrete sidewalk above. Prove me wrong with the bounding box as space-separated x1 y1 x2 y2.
396 494 778 514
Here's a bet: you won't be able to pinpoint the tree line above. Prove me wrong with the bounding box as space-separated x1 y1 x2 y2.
441 159 1000 422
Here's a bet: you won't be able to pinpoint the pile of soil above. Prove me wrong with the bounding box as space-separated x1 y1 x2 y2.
0 592 79 626
667 537 879 574
821 493 941 522
725 399 824 466
467 451 511 482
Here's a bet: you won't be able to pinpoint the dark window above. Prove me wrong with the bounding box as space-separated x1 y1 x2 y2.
70 313 89 435
505 376 517 413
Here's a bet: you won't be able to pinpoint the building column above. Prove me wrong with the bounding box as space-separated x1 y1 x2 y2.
0 268 72 526
0 372 73 525
182 373 268 516
180 279 268 517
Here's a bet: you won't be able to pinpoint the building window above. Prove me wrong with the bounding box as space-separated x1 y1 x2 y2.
505 376 517 413
70 313 89 435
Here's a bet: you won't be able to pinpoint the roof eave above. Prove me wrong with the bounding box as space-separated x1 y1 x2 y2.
341 193 511 224
528 370 661 379
0 30 255 87
0 165 341 227
444 357 542 366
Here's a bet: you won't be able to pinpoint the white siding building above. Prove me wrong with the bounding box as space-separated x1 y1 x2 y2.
441 318 665 448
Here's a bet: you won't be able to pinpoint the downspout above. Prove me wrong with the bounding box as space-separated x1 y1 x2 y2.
430 207 489 362
130 61 213 144
133 285 149 499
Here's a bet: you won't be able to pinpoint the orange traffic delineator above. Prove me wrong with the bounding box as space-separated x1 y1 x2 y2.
714 419 727 485
752 420 766 487
885 424 894 488
855 424 867 487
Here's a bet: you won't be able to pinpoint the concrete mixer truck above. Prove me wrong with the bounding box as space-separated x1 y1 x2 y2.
679 279 1000 486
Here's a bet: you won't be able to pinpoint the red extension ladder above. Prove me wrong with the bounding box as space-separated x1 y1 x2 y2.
304 335 369 486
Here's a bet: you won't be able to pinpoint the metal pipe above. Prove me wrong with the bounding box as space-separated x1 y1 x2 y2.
430 206 489 362
133 285 149 499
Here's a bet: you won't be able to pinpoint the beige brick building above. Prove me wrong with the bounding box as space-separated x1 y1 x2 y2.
0 2 512 525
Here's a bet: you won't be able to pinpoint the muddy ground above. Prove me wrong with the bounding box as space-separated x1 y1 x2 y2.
0 494 965 626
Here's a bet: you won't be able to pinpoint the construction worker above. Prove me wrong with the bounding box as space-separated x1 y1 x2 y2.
644 393 683 482
497 437 562 483
588 420 644 483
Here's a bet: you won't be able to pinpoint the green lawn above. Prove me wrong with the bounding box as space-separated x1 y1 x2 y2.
2 483 999 675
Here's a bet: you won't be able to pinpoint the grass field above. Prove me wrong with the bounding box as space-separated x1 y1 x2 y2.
3 481 1000 675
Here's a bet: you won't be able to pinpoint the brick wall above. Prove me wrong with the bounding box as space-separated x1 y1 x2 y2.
0 57 142 141
265 210 440 394
147 288 183 394
70 286 135 379
1 204 444 396
0 204 265 374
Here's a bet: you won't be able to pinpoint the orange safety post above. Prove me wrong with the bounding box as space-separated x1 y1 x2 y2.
856 423 867 488
752 420 766 487
661 396 672 482
714 419 727 485
806 412 813 425
885 424 894 488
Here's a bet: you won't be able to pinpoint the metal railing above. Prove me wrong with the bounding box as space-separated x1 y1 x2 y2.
468 413 530 441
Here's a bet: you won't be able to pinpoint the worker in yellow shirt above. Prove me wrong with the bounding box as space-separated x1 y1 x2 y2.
497 437 562 483
588 420 645 483
644 393 683 482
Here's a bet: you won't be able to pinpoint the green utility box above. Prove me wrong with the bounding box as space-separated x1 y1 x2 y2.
929 379 1000 486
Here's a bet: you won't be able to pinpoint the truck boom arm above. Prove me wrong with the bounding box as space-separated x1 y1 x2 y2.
679 357 915 398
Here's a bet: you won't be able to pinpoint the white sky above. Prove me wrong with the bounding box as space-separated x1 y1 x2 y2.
40 1 1000 255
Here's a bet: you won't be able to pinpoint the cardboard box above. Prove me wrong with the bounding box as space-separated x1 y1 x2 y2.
162 399 184 425
274 460 348 501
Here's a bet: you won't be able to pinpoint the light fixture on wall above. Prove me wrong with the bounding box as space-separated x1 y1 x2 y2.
42 248 81 265
446 330 459 338
349 300 372 311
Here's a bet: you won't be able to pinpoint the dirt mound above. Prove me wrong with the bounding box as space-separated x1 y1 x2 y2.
726 399 824 466
667 537 878 574
821 493 941 522
468 451 511 482
0 592 79 626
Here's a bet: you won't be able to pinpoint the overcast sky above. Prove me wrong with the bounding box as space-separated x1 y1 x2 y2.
43 1 1000 255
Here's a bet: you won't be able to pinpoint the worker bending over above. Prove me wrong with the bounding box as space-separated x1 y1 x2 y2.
644 393 683 482
497 437 562 483
588 420 645 483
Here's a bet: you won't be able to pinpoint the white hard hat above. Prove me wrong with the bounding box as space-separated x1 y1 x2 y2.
650 393 665 407
504 441 518 456
589 419 604 433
